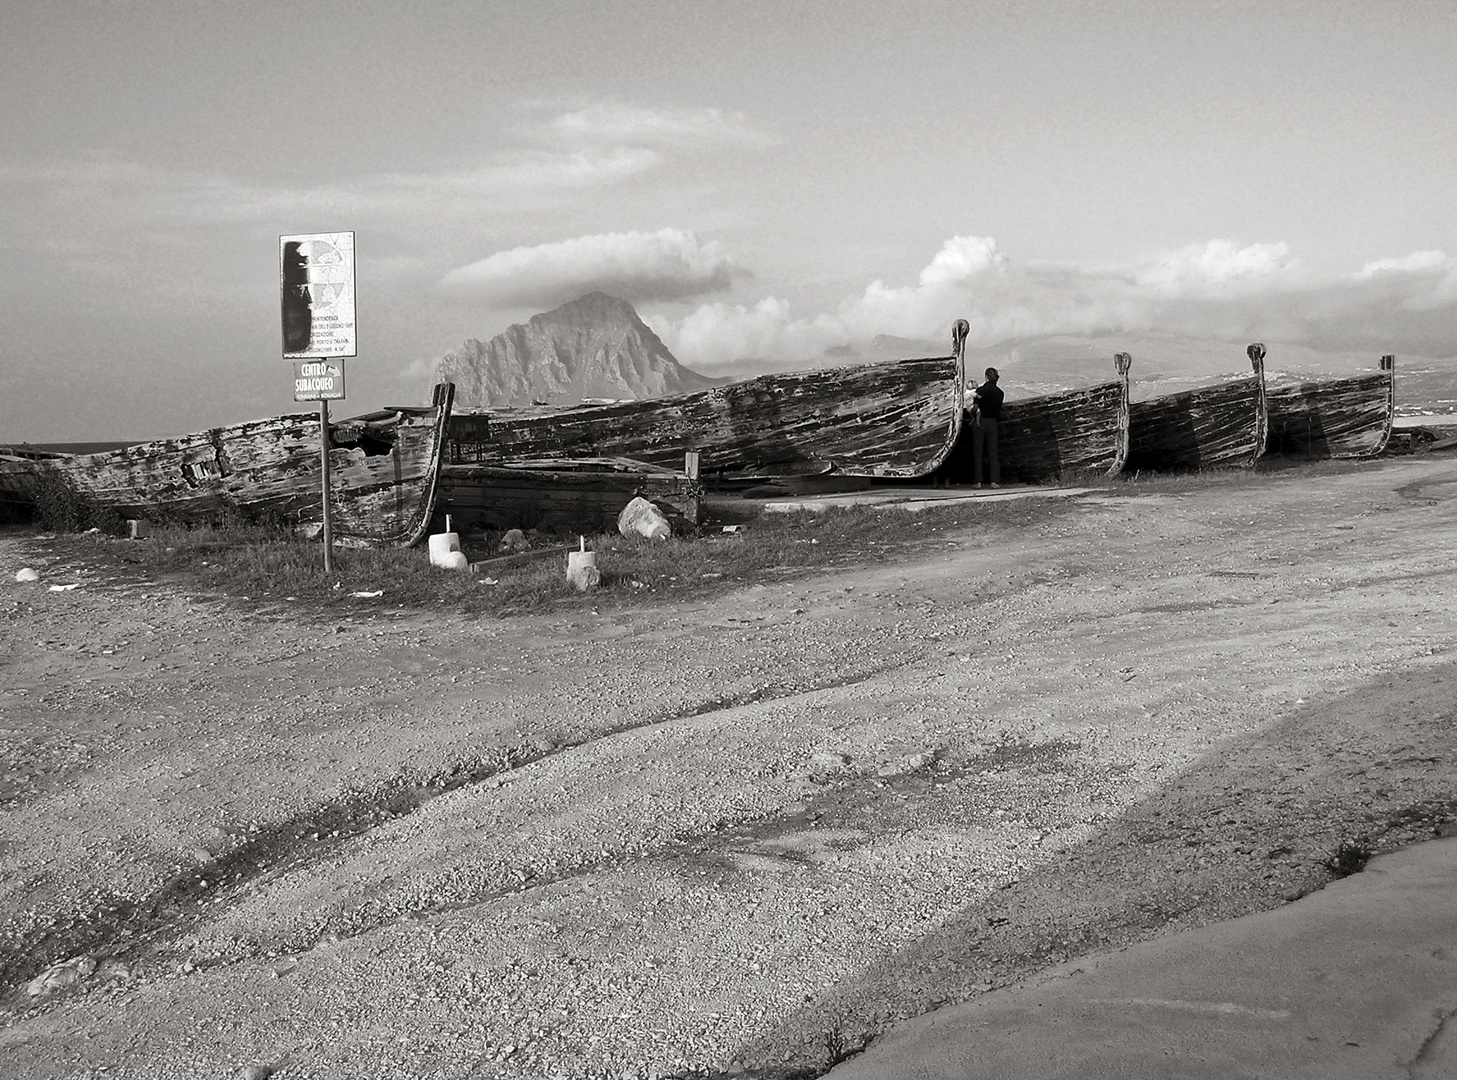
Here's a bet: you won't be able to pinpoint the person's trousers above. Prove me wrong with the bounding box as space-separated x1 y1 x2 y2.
972 418 999 485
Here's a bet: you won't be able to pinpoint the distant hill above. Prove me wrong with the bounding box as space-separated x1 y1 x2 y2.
435 292 729 408
825 333 947 364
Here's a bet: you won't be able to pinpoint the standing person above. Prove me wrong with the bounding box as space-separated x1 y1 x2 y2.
971 367 1003 488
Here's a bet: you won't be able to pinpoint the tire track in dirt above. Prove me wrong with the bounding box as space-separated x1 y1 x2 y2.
0 662 906 998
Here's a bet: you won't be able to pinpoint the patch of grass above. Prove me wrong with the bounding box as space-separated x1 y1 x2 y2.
1097 456 1377 495
30 494 1071 618
29 454 1372 617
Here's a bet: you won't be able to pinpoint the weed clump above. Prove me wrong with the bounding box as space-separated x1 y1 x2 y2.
1324 837 1373 878
30 471 125 534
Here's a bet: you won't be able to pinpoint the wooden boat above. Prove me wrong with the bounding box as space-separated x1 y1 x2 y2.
943 352 1132 483
1125 344 1268 471
0 383 455 545
447 321 971 483
436 457 703 536
1265 354 1395 459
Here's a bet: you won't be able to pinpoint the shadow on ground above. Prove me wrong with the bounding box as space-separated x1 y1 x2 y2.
733 658 1457 1077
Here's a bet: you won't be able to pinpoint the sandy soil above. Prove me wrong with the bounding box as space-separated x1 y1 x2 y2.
2 455 1456 1080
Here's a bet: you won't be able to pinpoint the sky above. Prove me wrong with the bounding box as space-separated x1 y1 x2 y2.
2 0 1455 441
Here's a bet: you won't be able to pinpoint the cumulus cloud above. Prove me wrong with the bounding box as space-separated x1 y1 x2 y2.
439 228 745 307
651 298 849 373
1354 250 1457 310
1133 239 1300 293
650 236 1457 376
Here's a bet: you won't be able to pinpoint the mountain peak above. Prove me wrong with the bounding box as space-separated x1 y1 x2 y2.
435 293 724 408
536 291 640 326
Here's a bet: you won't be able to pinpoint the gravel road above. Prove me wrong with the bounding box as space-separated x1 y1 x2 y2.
2 455 1456 1079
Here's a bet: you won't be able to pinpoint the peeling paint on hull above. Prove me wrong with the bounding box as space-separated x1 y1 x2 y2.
0 384 455 546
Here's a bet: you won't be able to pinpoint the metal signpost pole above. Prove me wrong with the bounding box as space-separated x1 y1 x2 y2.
320 398 333 573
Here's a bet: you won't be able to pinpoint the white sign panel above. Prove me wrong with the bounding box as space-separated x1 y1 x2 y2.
293 359 346 401
280 231 356 359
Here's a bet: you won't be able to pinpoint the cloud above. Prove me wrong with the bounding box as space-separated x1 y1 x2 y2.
364 148 662 208
439 228 746 307
14 146 662 231
1132 239 1300 293
650 236 1457 375
0 147 669 312
649 298 848 374
1354 250 1457 311
540 101 775 148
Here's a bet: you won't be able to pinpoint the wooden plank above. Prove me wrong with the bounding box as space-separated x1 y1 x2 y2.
435 462 703 535
468 544 574 575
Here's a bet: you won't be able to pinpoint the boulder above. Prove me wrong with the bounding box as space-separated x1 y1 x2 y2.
618 497 671 541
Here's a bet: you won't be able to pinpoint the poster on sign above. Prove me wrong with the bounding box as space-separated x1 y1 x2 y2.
280 232 356 359
293 359 346 402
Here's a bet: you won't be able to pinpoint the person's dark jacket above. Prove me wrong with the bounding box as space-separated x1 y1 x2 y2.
974 382 1004 420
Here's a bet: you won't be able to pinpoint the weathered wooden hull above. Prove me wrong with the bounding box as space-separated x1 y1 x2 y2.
436 459 703 535
0 384 455 546
946 353 1132 483
1001 373 1132 481
447 322 970 482
1126 345 1268 471
1265 356 1396 459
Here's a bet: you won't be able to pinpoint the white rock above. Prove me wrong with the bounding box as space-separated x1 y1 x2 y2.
618 497 671 541
15 567 39 583
26 954 96 997
566 550 600 591
428 532 461 568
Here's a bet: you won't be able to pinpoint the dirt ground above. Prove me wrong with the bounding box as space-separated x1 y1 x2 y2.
2 455 1456 1080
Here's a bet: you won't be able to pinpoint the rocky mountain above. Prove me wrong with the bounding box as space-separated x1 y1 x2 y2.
435 292 727 408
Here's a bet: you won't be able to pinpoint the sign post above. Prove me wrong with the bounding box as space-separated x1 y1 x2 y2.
280 232 356 572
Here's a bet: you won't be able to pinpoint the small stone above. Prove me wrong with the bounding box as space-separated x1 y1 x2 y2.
239 1065 273 1080
26 955 96 997
15 568 39 583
